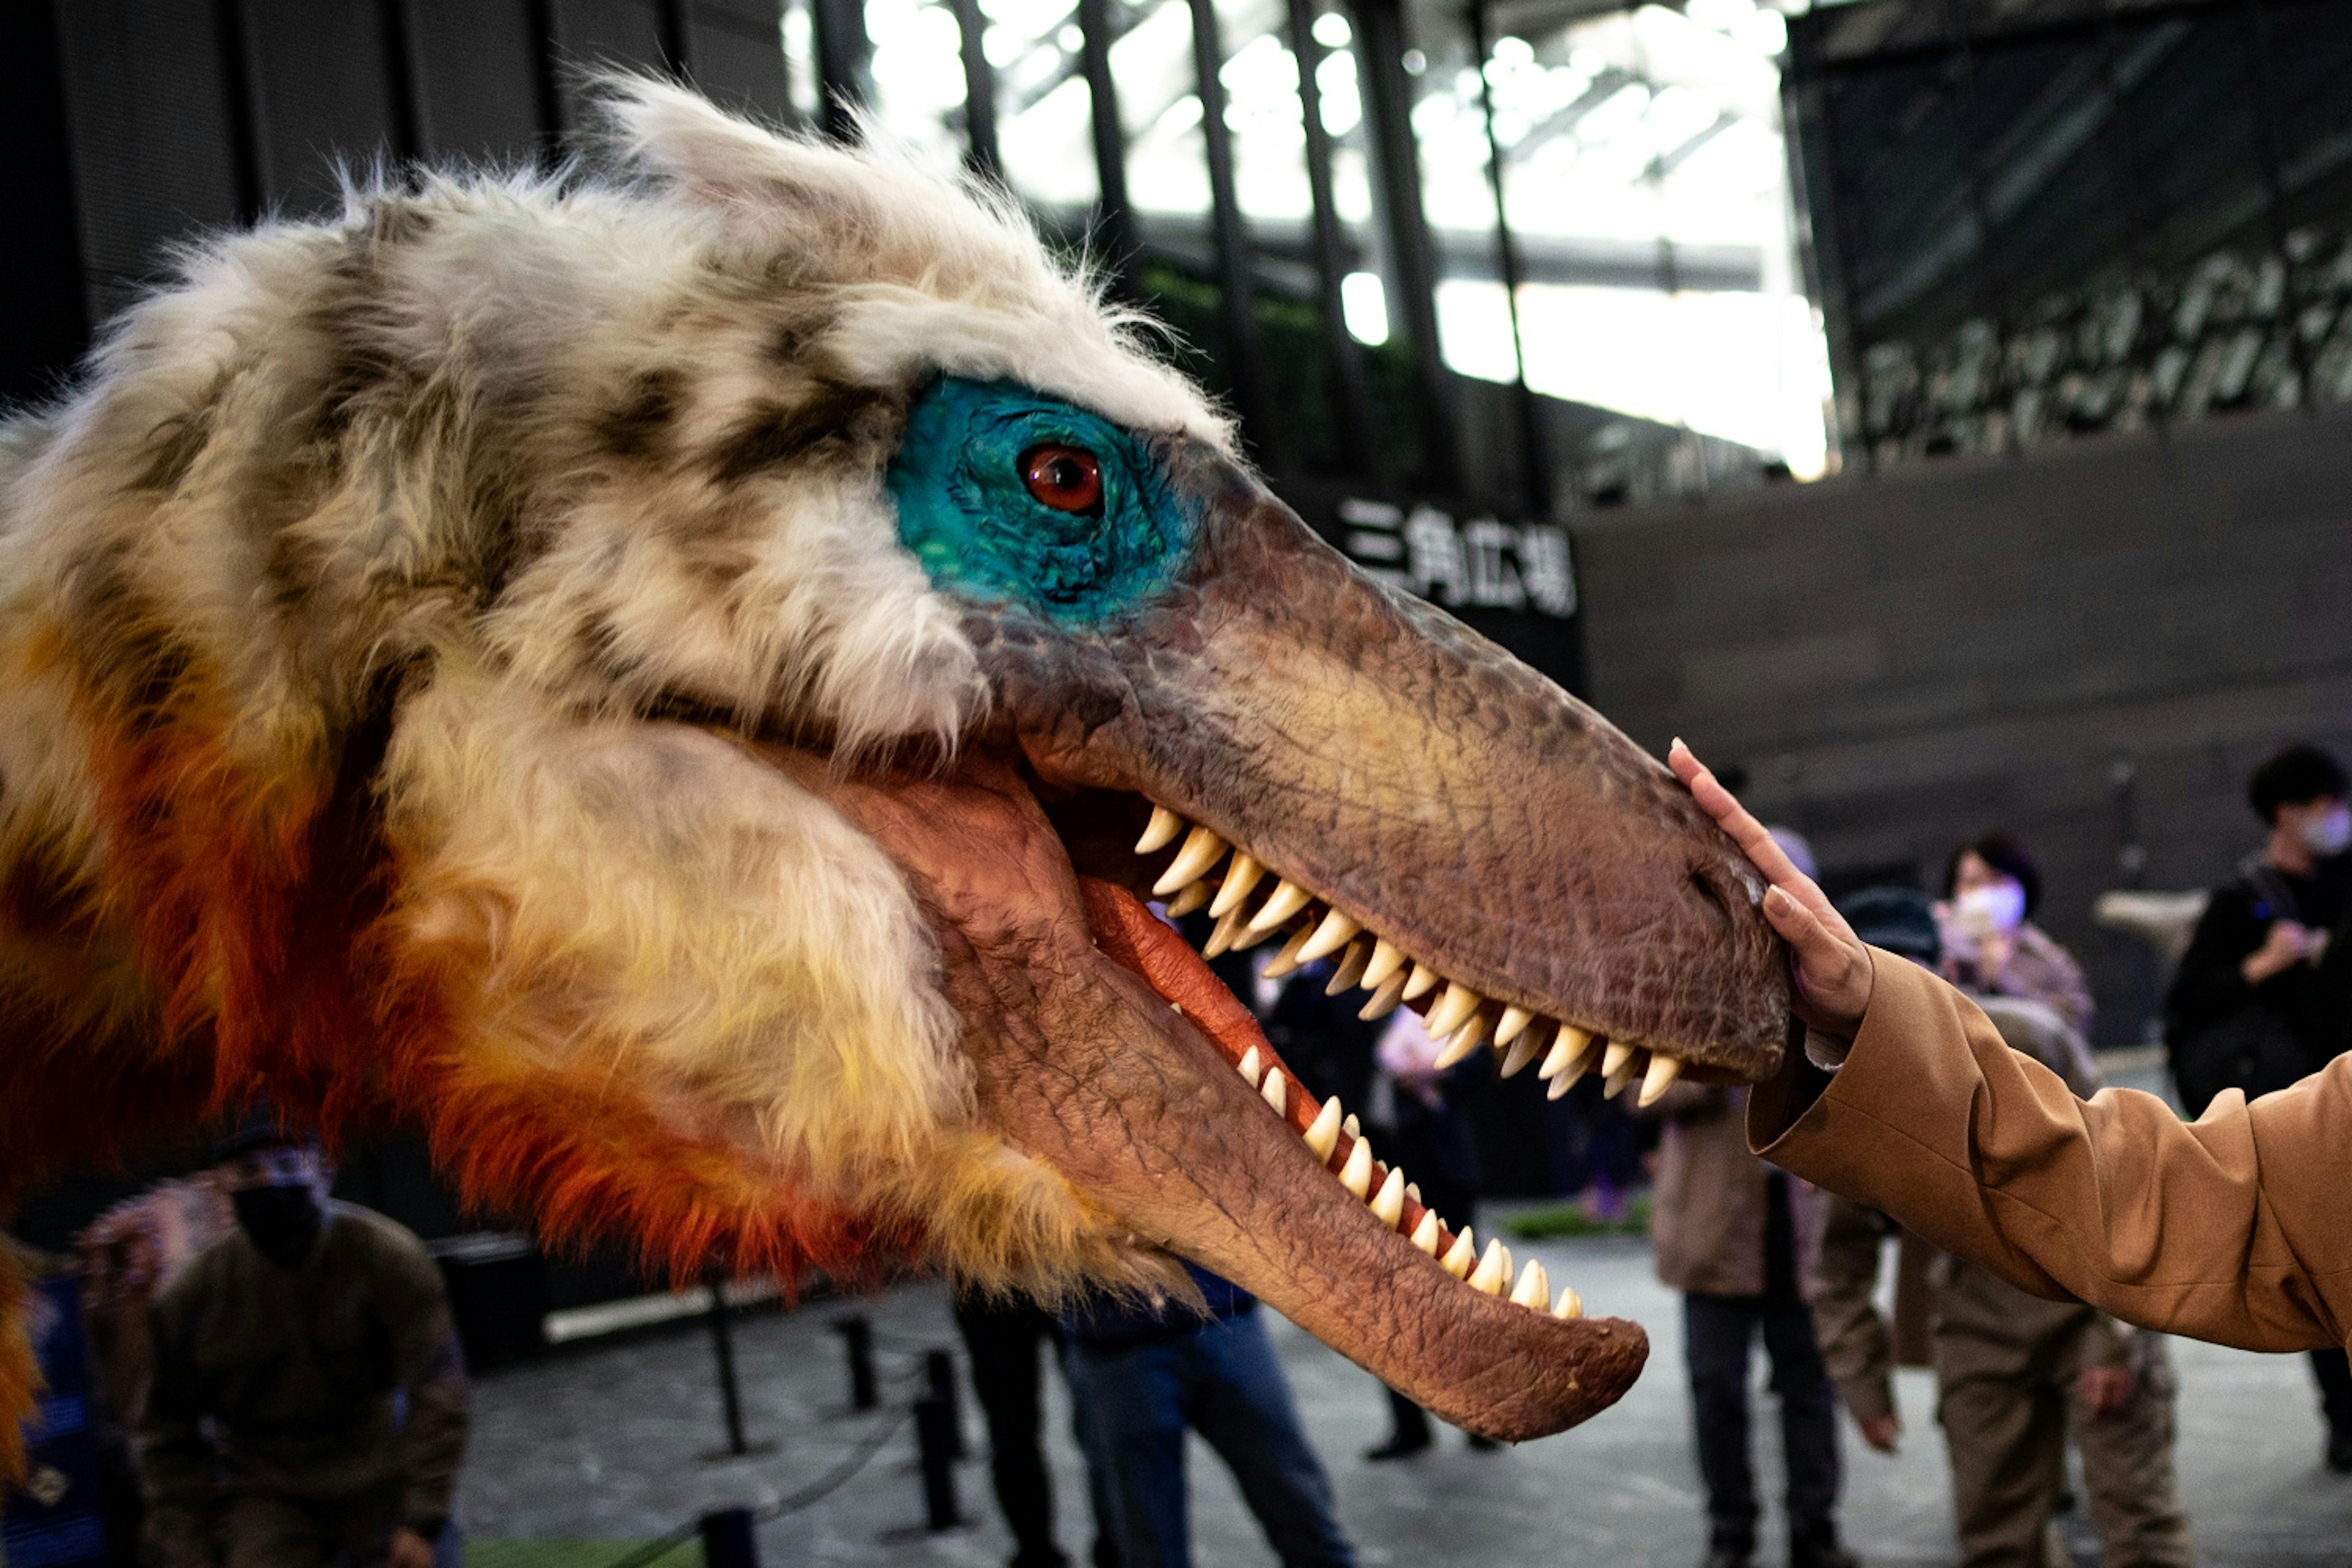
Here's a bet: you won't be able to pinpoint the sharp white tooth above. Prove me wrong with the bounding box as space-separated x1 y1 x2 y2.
1338 1136 1374 1199
1405 1183 1421 1204
1343 1113 1360 1138
1468 1238 1509 1295
1600 1040 1635 1079
1410 1210 1442 1255
1498 1031 1542 1079
1304 1096 1342 1161
1370 1166 1406 1227
1324 937 1372 995
1261 921 1317 979
1441 1226 1477 1278
1207 851 1265 918
1547 1070 1576 1101
1425 981 1482 1039
1401 962 1441 1001
1237 1046 1262 1088
1296 908 1362 963
1153 826 1227 897
1500 1242 1513 1281
1234 918 1284 951
1604 1046 1643 1099
1204 907 1247 959
1510 1259 1550 1310
1433 1014 1488 1069
1361 937 1407 990
1538 1024 1594 1082
1494 1005 1535 1047
1248 878 1313 932
1261 1066 1287 1116
1164 881 1211 917
1638 1052 1684 1108
1359 972 1408 1021
1553 1286 1584 1320
1135 805 1185 854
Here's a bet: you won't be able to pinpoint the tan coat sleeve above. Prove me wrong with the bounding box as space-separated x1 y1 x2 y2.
1751 948 2352 1355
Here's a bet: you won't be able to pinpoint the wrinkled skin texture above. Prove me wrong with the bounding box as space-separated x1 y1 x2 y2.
765 749 1648 1438
968 440 1789 1075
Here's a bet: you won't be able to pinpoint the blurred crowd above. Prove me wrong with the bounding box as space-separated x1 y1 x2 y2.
13 743 2352 1568
943 739 2352 1568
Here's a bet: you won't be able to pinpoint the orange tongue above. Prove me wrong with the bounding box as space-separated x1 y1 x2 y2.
1076 876 1453 1255
1079 876 1268 1065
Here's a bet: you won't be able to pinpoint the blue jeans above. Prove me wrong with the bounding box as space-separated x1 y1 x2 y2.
1063 1307 1357 1568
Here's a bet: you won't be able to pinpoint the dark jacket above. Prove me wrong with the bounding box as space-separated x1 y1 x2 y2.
1062 1262 1255 1353
136 1202 467 1549
2165 851 2350 1109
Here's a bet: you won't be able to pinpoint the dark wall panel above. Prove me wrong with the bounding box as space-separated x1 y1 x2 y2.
405 0 550 164
51 0 247 322
242 0 403 216
0 0 88 407
549 0 673 130
1575 404 2352 1046
687 0 791 123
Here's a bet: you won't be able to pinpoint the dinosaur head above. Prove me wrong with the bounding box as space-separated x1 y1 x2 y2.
4 81 1786 1451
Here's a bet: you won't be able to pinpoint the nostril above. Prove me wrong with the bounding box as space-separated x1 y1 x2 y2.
1687 868 1732 930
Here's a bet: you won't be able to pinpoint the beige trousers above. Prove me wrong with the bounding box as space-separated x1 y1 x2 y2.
1934 1264 2193 1568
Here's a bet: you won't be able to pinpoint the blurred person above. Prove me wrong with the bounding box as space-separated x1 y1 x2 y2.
1060 1262 1357 1568
1263 956 1380 1128
954 1287 1114 1568
134 1120 467 1568
1939 834 2094 1036
1668 743 2352 1501
1361 1003 1493 1461
1645 844 1853 1568
1816 891 2190 1568
2163 742 2352 1469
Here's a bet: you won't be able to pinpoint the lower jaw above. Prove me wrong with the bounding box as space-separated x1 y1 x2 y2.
1034 876 1649 1441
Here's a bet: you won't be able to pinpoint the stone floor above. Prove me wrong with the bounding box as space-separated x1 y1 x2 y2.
461 1218 2352 1568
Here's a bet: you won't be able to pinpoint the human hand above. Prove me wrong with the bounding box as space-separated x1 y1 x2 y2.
2242 920 2320 984
1670 740 1874 1040
2075 1365 2137 1415
1858 1412 1902 1453
385 1527 437 1568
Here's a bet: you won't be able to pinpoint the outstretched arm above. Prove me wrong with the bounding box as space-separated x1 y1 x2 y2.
1671 741 2352 1355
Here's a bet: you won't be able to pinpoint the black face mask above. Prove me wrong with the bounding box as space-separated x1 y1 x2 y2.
232 1183 324 1266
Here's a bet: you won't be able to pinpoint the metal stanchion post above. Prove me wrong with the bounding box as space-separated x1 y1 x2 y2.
924 1347 967 1459
704 1267 750 1456
914 1392 963 1530
831 1314 878 1410
699 1506 761 1568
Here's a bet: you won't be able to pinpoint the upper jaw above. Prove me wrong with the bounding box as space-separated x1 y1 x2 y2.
974 441 1790 1087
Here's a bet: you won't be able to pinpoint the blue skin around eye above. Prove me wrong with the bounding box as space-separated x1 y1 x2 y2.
889 377 1193 624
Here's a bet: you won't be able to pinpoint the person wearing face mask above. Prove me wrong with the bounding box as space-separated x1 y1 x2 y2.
1657 741 2352 1498
1937 835 2094 1039
2165 744 2352 1122
132 1117 469 1568
2160 742 2352 1471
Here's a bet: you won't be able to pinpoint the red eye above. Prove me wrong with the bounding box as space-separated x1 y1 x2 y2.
1021 443 1104 515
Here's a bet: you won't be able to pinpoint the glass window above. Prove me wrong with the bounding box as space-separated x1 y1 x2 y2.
1413 0 1831 478
866 0 974 171
989 0 1102 211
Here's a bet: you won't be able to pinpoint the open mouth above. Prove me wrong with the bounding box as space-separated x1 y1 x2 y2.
1082 869 1586 1317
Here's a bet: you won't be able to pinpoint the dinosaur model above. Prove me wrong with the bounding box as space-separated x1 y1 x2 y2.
0 80 1789 1475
